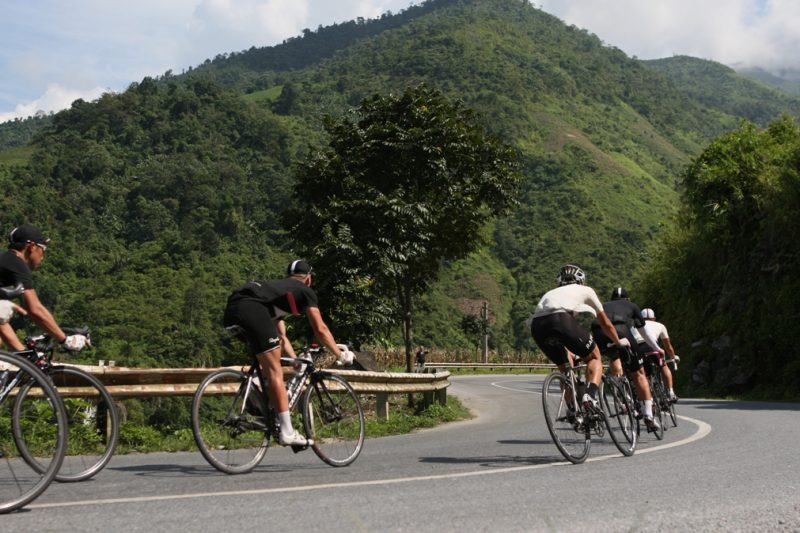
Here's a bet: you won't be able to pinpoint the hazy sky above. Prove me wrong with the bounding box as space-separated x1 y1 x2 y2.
2 0 798 123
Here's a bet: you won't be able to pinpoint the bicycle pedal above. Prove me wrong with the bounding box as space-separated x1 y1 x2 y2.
290 444 309 453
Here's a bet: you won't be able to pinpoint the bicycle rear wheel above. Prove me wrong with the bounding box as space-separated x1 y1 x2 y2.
541 372 590 464
302 373 365 467
648 378 665 440
1 352 67 514
14 366 118 482
191 369 269 474
601 376 636 456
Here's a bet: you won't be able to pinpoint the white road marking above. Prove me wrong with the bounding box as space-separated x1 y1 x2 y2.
28 418 711 511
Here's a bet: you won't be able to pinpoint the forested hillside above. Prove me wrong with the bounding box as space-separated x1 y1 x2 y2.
1 0 799 373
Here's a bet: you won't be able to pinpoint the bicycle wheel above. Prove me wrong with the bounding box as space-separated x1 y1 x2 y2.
191 369 269 474
648 378 665 440
14 366 118 482
600 376 636 456
1 352 67 514
541 372 590 464
302 372 365 467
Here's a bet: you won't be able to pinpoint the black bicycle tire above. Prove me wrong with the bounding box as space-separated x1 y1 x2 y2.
302 372 365 467
14 366 119 482
541 372 590 464
600 377 636 456
191 369 269 474
1 352 67 514
648 377 665 440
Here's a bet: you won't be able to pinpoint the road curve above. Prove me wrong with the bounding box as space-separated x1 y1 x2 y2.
5 374 799 532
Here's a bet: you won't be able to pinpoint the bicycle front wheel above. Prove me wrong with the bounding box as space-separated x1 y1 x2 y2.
1 352 67 514
191 369 269 474
14 366 118 482
541 372 590 464
302 373 365 467
601 376 636 456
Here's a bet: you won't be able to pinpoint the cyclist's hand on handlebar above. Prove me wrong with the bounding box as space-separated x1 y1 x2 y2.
0 300 27 324
62 334 90 351
616 338 630 349
674 355 680 363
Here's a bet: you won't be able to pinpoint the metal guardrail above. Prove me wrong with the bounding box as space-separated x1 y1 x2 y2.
50 364 451 420
426 362 555 371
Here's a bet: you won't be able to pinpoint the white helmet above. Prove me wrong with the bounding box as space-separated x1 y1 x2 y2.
642 308 655 320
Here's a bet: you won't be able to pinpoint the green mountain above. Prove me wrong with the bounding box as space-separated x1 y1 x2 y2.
737 66 800 96
644 56 800 124
1 0 799 365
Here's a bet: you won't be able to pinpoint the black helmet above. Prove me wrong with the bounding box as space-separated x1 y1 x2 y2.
611 287 628 300
557 264 586 286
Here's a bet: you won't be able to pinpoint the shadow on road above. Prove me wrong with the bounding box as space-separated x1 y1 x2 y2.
110 463 291 477
418 454 554 467
681 399 800 412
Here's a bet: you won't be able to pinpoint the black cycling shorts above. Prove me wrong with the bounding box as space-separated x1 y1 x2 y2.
593 325 643 373
531 312 596 366
223 298 280 356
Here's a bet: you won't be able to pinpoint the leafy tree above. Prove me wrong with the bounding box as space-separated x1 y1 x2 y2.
285 84 521 370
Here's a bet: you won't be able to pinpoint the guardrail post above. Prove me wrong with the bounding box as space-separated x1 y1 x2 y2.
376 392 389 420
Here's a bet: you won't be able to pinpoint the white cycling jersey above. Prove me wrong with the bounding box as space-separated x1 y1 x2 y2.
532 284 604 319
642 320 669 341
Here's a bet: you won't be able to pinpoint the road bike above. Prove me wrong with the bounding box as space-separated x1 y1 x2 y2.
600 372 637 455
192 343 365 474
0 350 68 514
12 327 119 482
541 360 636 464
643 351 678 428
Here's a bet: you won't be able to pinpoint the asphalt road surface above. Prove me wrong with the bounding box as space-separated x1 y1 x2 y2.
4 374 799 532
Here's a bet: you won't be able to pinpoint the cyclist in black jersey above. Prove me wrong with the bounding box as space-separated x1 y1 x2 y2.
0 224 88 352
223 260 351 447
591 287 664 431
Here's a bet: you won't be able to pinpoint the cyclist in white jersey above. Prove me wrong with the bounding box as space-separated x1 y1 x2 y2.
530 264 630 411
639 308 679 402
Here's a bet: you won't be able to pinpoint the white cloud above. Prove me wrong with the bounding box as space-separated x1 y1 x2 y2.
534 0 800 70
0 84 108 124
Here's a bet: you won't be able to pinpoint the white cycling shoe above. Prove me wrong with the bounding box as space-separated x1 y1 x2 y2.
278 430 313 447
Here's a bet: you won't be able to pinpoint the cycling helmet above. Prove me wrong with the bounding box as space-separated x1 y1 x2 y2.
287 259 312 276
556 264 586 286
642 308 655 320
611 287 628 300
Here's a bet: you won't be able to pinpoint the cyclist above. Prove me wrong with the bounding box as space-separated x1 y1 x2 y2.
640 308 679 402
530 264 630 412
590 287 663 431
223 259 351 447
0 224 88 352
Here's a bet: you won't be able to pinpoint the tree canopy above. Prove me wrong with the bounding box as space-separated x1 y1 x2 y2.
285 84 521 367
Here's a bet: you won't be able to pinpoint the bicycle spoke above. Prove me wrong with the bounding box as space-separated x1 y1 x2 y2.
541 372 590 464
192 369 269 474
302 373 364 467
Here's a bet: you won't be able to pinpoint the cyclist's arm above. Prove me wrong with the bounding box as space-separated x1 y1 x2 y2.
275 318 297 358
305 306 343 358
596 311 624 345
661 337 676 358
22 289 66 343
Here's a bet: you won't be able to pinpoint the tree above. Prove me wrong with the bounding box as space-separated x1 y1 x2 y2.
285 84 521 370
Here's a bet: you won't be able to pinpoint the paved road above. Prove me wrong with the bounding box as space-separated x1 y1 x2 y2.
5 375 799 532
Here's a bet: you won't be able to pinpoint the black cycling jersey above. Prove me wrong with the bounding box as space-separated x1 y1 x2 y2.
591 299 646 372
0 250 33 295
224 278 320 356
227 278 319 318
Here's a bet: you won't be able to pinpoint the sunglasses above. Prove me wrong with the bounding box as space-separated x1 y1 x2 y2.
34 242 47 252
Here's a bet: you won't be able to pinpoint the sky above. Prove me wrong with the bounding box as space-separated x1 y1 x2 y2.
2 0 799 124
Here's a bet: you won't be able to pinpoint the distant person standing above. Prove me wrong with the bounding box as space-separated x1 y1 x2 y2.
415 347 428 372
